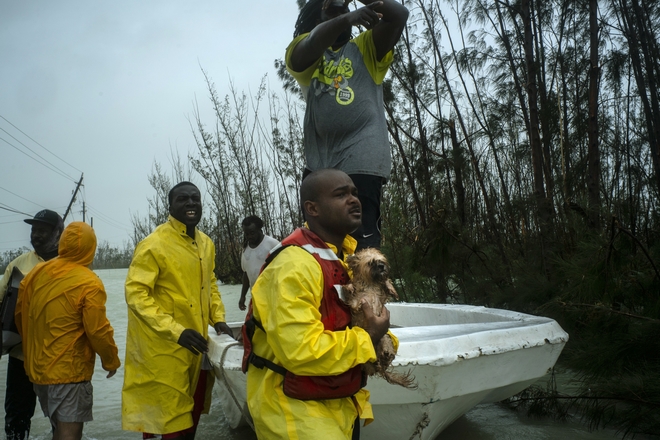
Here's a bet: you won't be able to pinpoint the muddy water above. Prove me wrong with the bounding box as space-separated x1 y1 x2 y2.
0 268 630 439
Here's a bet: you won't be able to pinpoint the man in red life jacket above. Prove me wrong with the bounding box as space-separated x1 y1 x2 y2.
245 168 393 439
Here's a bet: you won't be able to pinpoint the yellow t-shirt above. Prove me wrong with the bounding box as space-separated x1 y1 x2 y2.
0 251 44 360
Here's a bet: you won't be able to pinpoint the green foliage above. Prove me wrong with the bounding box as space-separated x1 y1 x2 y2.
380 0 660 426
498 223 660 436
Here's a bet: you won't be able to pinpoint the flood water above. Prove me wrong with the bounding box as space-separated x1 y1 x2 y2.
0 268 633 439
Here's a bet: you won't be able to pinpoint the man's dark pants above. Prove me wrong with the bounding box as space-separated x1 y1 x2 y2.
348 174 383 250
5 356 36 440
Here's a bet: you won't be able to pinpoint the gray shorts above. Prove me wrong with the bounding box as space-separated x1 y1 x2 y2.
33 381 94 423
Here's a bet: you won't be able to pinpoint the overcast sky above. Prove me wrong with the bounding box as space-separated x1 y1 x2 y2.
0 0 300 251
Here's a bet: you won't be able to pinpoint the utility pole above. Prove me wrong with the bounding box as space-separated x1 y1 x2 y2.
63 173 83 221
82 201 86 222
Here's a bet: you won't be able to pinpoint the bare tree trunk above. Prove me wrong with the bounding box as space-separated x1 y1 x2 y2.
587 0 602 227
532 0 556 214
440 1 519 248
631 0 660 197
617 0 660 196
448 120 466 225
494 0 531 134
522 0 553 276
430 14 511 281
262 90 305 237
555 1 572 205
399 25 434 215
385 102 427 228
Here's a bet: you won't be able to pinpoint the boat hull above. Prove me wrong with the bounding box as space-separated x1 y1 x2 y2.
208 303 568 440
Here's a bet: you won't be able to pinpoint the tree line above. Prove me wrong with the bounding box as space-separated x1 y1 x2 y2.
127 0 658 436
0 248 30 273
0 241 134 272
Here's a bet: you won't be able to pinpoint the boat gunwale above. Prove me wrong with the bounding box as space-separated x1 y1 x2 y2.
210 303 568 370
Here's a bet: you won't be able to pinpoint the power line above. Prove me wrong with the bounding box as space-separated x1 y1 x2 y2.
0 114 83 174
0 204 32 216
86 205 131 230
0 136 77 182
0 186 47 209
0 126 77 181
78 185 131 231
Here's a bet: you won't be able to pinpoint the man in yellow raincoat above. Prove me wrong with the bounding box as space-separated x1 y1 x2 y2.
122 181 233 440
15 221 121 440
246 169 393 439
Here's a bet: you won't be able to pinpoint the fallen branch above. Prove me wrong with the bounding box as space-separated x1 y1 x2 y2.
543 301 660 323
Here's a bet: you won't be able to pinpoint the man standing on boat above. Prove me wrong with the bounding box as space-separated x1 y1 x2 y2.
0 209 63 440
245 169 393 439
286 0 408 250
122 181 233 440
15 221 120 440
238 215 279 311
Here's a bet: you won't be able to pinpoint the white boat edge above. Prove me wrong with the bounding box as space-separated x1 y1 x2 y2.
208 303 568 440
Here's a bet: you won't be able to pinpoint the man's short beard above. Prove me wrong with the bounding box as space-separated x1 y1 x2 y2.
33 239 58 257
32 224 63 259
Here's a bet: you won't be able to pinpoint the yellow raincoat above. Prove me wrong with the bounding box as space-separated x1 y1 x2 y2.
15 222 120 384
247 233 396 439
122 216 227 434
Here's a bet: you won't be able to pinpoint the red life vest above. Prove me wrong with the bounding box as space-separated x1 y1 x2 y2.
241 228 366 400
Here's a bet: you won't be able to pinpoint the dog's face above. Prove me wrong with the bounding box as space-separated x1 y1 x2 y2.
347 248 390 283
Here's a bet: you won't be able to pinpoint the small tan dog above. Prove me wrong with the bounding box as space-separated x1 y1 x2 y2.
343 248 416 389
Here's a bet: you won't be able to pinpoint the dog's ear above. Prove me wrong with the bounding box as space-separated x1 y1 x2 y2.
346 253 359 266
342 283 355 297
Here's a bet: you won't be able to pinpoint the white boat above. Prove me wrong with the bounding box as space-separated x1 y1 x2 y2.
207 303 568 440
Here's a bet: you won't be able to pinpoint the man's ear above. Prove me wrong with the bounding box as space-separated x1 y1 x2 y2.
304 200 319 219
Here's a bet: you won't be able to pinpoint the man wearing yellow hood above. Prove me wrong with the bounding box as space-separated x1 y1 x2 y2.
15 221 121 440
122 181 233 440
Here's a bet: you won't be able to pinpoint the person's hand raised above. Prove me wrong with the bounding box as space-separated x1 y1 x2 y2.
346 2 383 30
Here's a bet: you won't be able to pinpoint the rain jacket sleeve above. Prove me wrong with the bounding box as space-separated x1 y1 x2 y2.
83 284 121 371
261 246 376 375
208 247 226 326
125 243 186 343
